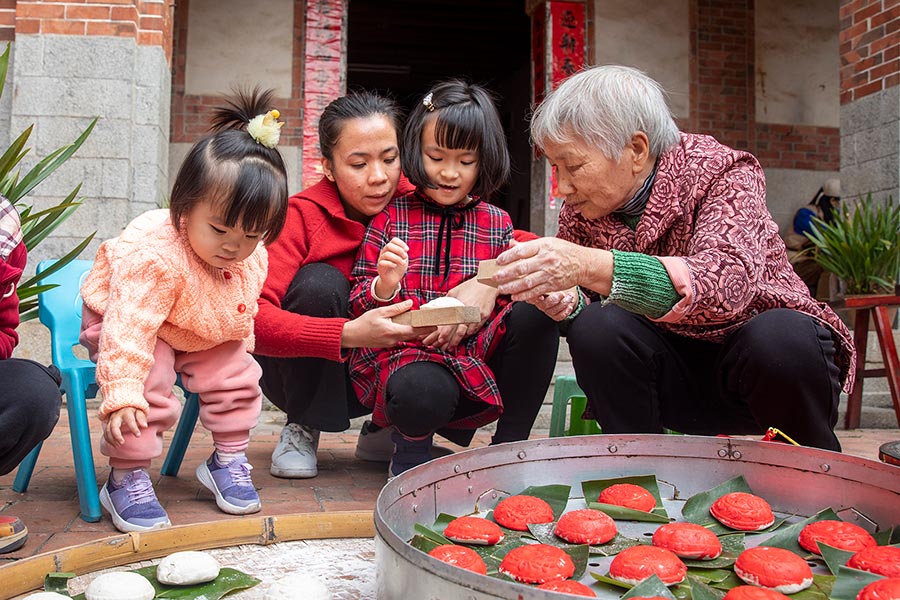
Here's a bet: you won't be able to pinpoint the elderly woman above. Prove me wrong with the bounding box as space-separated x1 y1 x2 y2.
494 66 854 451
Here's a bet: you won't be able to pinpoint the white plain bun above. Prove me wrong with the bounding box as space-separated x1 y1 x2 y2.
264 573 332 600
85 572 155 600
420 296 465 310
23 593 72 599
156 550 220 585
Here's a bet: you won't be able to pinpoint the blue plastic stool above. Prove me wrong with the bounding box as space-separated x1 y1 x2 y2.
549 375 602 437
13 260 200 522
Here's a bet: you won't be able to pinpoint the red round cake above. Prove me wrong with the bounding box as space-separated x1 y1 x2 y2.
856 577 900 600
598 483 657 512
428 544 487 575
498 543 575 584
444 516 504 545
734 546 814 593
554 509 617 545
652 522 723 559
798 520 876 555
493 495 555 531
723 585 792 600
536 579 597 596
847 546 900 577
608 544 687 585
710 492 776 531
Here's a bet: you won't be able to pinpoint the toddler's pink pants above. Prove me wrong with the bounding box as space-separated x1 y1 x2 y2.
80 306 262 469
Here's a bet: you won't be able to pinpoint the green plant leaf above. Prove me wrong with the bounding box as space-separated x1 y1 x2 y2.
0 43 9 100
414 522 453 547
0 126 32 181
685 568 733 584
8 118 97 203
582 475 670 522
621 574 678 599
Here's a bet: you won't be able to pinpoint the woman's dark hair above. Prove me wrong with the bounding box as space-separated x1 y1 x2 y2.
401 79 510 199
318 91 403 160
170 87 288 244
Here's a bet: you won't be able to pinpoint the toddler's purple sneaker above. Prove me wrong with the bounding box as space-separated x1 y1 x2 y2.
196 453 261 515
99 469 171 533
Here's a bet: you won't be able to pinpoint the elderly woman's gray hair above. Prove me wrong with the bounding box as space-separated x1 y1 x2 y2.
530 65 680 160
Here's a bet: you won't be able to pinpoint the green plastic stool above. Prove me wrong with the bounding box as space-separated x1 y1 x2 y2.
549 375 602 437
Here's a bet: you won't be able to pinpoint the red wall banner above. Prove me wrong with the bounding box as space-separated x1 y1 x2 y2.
550 2 585 88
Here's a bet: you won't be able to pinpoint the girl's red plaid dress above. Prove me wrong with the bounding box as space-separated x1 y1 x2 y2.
349 190 514 432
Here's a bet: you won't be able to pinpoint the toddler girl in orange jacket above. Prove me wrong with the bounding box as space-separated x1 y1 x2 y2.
78 89 288 533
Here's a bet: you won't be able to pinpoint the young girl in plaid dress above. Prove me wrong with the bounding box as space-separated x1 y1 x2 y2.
349 80 559 477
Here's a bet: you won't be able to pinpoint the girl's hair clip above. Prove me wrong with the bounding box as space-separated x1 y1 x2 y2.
422 92 435 112
247 109 284 148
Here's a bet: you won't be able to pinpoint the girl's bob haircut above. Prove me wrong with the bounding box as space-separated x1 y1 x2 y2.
402 79 510 200
170 87 289 244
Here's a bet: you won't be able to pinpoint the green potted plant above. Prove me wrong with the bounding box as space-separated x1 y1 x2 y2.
0 43 96 321
804 193 900 298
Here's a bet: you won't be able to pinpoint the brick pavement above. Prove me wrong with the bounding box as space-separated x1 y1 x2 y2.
1 407 897 565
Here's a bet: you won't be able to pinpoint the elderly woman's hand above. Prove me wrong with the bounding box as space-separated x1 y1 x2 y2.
533 289 579 321
494 238 613 302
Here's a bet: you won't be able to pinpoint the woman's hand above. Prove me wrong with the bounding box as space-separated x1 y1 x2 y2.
341 299 434 349
375 237 409 298
533 288 579 321
104 407 148 447
494 238 613 301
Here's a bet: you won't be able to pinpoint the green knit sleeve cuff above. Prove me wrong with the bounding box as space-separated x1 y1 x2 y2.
609 249 682 319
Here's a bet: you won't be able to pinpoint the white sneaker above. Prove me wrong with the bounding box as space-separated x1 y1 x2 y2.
270 423 319 478
355 420 395 462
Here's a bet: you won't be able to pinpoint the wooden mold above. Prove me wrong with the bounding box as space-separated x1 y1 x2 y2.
391 305 481 327
476 259 500 287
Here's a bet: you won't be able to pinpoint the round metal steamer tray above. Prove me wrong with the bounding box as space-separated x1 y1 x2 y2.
375 434 900 600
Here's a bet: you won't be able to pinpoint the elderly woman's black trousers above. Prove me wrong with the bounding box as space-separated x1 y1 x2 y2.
566 303 842 451
0 358 61 475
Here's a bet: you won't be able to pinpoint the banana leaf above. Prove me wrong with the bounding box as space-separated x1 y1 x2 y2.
790 574 836 600
526 520 641 557
43 572 75 595
681 475 786 534
761 507 839 558
685 568 733 584
582 475 670 523
829 566 885 600
414 522 453 546
67 567 259 600
410 534 443 554
873 526 899 545
819 542 856 575
685 575 727 600
621 574 678 599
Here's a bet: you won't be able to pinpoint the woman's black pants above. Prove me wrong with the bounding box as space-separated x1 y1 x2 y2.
256 263 365 432
566 303 842 451
0 358 61 475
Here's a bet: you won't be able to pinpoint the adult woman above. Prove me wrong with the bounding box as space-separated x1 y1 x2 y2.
1 195 62 552
493 66 854 452
784 178 841 299
254 91 558 478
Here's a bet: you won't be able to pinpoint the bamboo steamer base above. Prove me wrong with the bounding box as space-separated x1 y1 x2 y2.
1 511 374 598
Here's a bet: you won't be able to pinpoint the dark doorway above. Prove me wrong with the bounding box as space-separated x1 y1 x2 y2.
347 0 533 230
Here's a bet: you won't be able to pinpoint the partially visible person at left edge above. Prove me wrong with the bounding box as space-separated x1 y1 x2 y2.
0 194 63 553
494 65 854 452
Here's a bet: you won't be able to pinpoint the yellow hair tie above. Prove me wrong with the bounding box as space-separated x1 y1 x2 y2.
247 109 284 149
